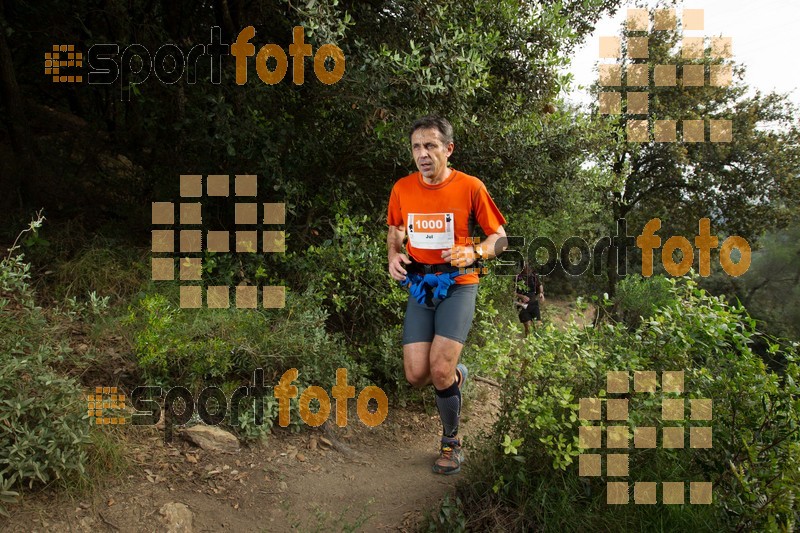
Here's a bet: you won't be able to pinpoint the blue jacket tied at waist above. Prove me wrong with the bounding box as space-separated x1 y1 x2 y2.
402 271 461 306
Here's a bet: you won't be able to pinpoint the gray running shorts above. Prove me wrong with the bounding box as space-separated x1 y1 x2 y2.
402 283 478 345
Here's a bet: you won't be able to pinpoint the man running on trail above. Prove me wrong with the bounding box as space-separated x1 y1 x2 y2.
387 116 507 475
515 263 545 337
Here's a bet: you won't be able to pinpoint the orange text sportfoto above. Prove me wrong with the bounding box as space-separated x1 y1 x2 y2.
480 218 750 278
231 26 345 85
275 368 388 428
637 218 750 277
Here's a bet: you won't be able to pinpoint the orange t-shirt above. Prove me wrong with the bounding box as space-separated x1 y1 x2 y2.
387 169 507 285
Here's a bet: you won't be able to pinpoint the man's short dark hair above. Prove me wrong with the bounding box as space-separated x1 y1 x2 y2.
409 115 453 145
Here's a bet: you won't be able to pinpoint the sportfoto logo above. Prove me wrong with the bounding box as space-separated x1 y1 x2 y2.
598 7 734 143
578 371 713 505
46 26 345 99
92 368 389 443
467 218 751 278
151 174 286 309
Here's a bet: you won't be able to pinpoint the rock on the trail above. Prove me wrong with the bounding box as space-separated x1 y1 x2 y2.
159 502 194 533
181 425 240 453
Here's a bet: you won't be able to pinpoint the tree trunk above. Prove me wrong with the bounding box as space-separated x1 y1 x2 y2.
605 153 628 301
606 200 625 299
0 11 37 206
214 0 237 42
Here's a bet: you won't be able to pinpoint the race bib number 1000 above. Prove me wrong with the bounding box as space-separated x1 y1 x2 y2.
407 212 454 249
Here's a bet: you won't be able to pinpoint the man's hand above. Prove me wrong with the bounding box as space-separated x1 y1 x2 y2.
387 225 410 282
539 293 545 302
442 244 476 268
522 295 531 303
389 253 412 281
442 227 508 267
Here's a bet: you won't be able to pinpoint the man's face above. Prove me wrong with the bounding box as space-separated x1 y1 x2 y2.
410 128 454 181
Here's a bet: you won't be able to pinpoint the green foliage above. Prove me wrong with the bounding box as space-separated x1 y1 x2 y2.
124 287 344 440
0 478 19 518
124 286 368 390
586 19 800 297
51 239 148 303
286 202 407 343
0 354 90 483
423 495 468 533
716 225 800 340
0 221 94 516
615 274 677 328
0 352 90 511
124 293 237 382
2 221 44 313
460 273 519 382
0 252 34 305
233 395 281 444
58 291 112 320
0 211 44 306
1 0 625 246
446 277 800 531
359 326 406 396
281 202 411 390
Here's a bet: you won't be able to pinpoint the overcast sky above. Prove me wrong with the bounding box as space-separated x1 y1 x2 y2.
566 0 800 107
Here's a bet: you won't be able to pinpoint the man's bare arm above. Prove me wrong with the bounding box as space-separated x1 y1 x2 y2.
387 225 411 281
478 226 508 259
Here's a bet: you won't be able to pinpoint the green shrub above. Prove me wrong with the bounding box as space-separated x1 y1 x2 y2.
283 202 407 349
0 351 89 489
459 271 520 381
0 213 44 307
0 351 90 516
423 495 468 532
124 287 366 389
357 326 407 395
0 217 133 514
615 274 677 327
0 252 34 307
0 479 18 518
124 286 370 443
233 395 279 444
445 277 800 531
0 221 94 516
50 238 148 302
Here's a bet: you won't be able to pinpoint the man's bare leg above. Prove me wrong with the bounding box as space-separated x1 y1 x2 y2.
429 335 462 390
403 342 432 387
522 320 531 337
404 336 466 473
403 337 463 389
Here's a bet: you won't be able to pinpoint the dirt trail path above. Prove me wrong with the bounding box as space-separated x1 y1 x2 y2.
2 299 589 532
2 382 500 532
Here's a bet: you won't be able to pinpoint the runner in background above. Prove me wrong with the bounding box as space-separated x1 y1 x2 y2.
515 263 544 337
